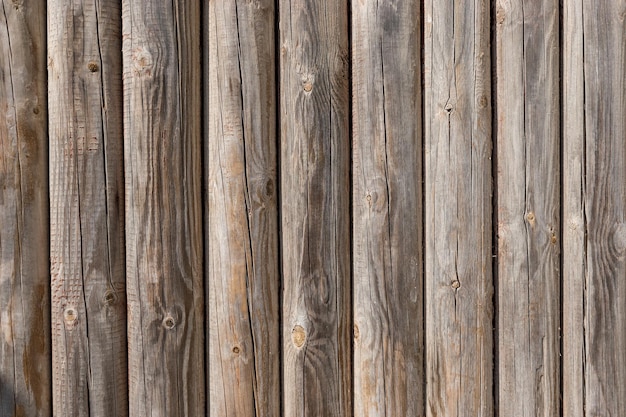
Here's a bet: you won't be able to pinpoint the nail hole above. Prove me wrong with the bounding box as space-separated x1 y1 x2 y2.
232 346 240 354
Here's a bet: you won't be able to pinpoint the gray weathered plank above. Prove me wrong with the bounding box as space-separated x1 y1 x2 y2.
280 0 351 415
495 1 560 416
48 1 127 415
562 0 585 415
122 1 204 415
424 0 493 415
564 0 626 416
206 1 280 415
351 0 423 415
0 1 50 415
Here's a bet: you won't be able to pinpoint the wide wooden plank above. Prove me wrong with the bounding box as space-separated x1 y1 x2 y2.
48 2 127 415
279 0 351 415
423 0 493 416
0 1 50 415
495 1 560 415
562 0 585 415
122 1 204 415
575 2 626 416
351 0 423 415
205 1 280 415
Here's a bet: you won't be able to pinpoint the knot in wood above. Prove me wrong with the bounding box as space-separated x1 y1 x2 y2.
103 290 116 305
292 325 306 348
163 316 176 330
64 308 77 327
88 62 99 72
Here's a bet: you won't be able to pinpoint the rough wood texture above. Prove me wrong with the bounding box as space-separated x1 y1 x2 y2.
206 1 280 416
424 0 492 415
0 1 50 415
562 0 584 415
565 2 626 416
351 0 423 415
495 1 560 416
122 1 204 415
280 0 351 415
48 1 127 416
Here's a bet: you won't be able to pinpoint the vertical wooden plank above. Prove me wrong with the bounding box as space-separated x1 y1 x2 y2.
578 1 626 415
48 1 127 415
0 1 50 415
495 1 560 415
280 0 351 415
206 1 279 416
122 1 204 415
351 0 423 416
424 0 493 416
562 0 584 415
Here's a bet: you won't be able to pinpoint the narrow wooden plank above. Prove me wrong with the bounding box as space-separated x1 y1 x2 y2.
206 1 280 415
495 1 560 415
122 1 204 415
0 1 50 415
280 0 351 415
577 2 626 415
351 1 423 416
48 1 127 415
423 0 493 415
562 0 585 415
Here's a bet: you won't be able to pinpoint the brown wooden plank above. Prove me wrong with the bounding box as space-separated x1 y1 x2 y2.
562 0 585 415
0 1 50 415
48 1 127 415
205 1 280 415
122 1 204 415
279 0 351 415
423 0 493 415
495 1 560 415
576 2 626 415
351 0 423 415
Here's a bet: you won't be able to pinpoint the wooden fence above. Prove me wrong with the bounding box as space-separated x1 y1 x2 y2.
0 0 624 416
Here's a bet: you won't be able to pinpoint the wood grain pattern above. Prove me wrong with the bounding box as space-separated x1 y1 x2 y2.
206 1 280 415
279 0 351 415
122 1 204 415
578 2 626 416
48 1 127 415
351 0 423 415
562 0 585 415
424 0 493 415
495 1 560 416
0 1 50 415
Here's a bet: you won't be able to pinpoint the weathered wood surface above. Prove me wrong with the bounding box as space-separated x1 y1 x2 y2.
280 0 351 415
562 0 584 415
424 0 493 416
495 1 560 416
351 0 423 415
206 1 280 416
122 1 204 415
562 2 626 416
48 1 127 415
0 1 50 415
